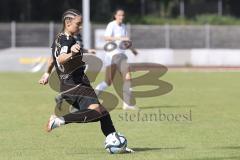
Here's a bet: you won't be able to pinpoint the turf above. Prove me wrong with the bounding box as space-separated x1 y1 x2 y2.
0 71 240 160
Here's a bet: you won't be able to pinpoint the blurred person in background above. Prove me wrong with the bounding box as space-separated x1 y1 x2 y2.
95 8 138 110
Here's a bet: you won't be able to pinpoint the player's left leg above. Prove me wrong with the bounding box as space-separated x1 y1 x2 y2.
118 56 137 110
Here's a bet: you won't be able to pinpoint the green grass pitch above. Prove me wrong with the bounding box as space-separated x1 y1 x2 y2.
0 71 240 160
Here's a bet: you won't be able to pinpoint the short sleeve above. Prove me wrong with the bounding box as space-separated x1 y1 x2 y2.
104 22 113 37
59 35 73 54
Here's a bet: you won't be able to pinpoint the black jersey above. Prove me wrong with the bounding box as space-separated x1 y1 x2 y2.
51 32 87 90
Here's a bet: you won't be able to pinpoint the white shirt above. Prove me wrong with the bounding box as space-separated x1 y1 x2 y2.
104 20 127 55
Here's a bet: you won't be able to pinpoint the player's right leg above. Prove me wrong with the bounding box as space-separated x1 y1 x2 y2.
118 57 137 110
95 64 117 96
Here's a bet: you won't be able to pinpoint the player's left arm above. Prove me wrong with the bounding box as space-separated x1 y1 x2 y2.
124 25 138 56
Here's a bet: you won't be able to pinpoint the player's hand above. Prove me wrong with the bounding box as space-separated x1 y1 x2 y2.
88 49 96 54
71 44 81 54
131 48 138 56
38 73 49 85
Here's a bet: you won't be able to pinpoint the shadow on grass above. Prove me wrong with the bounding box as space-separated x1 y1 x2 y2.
138 105 196 110
132 146 185 152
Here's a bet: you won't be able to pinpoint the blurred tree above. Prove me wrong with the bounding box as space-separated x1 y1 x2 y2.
0 0 239 22
140 0 146 16
151 0 178 18
185 0 220 17
0 0 10 21
227 0 240 17
91 0 111 22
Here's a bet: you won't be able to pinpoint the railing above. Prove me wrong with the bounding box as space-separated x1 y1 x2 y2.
1 22 240 49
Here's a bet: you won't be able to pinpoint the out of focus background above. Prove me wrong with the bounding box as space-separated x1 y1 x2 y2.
1 1 240 160
1 0 240 71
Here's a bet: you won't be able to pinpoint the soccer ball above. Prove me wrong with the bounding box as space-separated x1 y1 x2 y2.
104 132 127 154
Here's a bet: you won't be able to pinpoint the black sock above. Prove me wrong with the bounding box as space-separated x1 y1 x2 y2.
99 113 116 137
63 109 116 136
63 109 102 123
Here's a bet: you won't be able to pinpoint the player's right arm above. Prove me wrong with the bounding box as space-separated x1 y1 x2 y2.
57 44 81 64
38 57 54 85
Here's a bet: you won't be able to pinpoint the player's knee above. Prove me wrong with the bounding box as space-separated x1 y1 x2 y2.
88 104 107 114
125 72 131 81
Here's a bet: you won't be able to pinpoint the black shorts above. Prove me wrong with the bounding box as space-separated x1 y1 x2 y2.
59 75 100 110
63 94 100 110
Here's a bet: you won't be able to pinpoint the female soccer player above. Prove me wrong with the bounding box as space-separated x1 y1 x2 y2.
42 9 133 153
39 33 89 85
95 9 138 110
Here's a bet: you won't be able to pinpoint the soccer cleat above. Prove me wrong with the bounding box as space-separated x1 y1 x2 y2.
46 115 60 132
123 147 135 153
